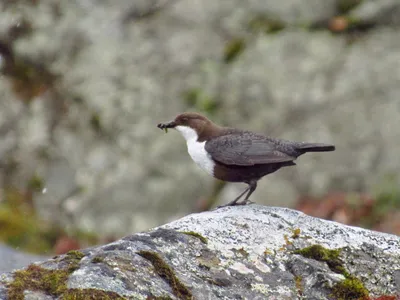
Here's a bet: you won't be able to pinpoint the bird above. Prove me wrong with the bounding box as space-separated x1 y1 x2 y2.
157 112 335 207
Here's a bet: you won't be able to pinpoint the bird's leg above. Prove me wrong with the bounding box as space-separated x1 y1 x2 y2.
216 185 250 208
235 180 257 206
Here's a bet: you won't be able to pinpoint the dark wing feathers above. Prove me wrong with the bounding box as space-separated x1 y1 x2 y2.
205 133 295 166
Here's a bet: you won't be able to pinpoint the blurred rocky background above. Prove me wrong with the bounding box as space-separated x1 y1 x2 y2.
0 0 399 258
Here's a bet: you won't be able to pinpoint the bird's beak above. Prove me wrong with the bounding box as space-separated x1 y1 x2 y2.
157 121 177 132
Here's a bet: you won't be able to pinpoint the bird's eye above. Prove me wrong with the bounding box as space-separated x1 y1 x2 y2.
182 117 189 122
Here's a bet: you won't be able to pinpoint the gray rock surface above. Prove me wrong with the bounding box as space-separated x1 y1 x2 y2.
0 244 47 274
0 0 400 236
0 206 398 299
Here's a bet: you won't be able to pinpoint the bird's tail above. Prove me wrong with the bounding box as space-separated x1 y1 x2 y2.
297 143 335 152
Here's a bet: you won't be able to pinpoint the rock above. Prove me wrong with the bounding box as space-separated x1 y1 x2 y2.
0 206 398 299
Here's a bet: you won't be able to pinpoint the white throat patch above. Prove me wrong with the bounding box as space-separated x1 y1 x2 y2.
175 126 215 176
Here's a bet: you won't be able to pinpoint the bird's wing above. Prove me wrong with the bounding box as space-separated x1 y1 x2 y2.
205 133 295 166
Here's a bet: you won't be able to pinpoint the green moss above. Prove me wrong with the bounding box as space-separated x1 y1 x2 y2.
180 231 208 244
291 228 301 239
7 252 125 299
264 248 273 255
91 256 105 264
332 276 369 300
66 250 85 260
293 245 346 275
61 288 126 300
294 276 303 296
279 234 293 251
59 250 85 273
294 245 370 299
137 250 192 300
8 264 71 299
248 15 285 34
223 38 245 63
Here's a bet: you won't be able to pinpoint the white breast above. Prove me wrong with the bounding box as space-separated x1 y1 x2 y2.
175 126 215 176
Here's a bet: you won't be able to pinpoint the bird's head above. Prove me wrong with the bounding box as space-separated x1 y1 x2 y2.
157 112 213 141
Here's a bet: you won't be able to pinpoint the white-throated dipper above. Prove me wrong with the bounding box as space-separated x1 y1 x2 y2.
157 112 335 207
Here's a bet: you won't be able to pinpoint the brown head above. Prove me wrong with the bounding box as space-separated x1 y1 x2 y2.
157 112 220 141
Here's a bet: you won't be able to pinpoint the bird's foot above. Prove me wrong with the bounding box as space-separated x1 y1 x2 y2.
215 199 254 209
236 199 255 206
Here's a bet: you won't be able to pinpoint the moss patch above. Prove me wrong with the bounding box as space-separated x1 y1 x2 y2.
137 250 192 300
147 296 173 300
332 277 369 300
66 250 85 261
264 248 273 255
293 245 345 275
7 252 126 299
294 276 303 297
294 245 370 300
180 231 208 244
279 234 294 251
62 288 126 300
8 264 70 300
91 256 105 264
291 228 301 239
7 251 84 299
